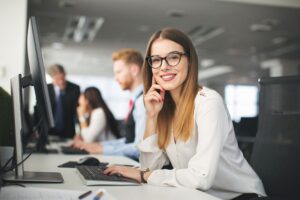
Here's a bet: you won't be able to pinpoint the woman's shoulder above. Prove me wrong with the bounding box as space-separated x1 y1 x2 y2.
194 87 226 115
196 86 223 102
92 107 105 116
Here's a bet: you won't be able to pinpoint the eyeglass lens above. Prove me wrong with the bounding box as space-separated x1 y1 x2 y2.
148 52 184 68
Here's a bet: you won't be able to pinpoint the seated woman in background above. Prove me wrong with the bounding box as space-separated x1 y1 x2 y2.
73 87 120 145
103 28 266 200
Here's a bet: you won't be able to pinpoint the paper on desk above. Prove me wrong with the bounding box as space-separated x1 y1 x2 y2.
0 186 116 200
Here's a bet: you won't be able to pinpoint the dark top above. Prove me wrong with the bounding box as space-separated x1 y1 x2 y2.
48 81 80 138
124 91 143 143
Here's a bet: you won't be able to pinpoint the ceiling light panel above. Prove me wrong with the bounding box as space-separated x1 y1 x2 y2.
63 16 104 43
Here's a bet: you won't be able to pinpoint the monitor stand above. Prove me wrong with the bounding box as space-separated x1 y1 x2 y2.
3 171 63 183
2 75 63 183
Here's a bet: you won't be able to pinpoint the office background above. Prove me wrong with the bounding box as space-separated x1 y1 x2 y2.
1 0 300 122
0 1 300 199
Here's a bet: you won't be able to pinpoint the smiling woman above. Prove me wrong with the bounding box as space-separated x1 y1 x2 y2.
103 28 267 200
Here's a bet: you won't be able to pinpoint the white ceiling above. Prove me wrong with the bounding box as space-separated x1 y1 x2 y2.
28 0 300 85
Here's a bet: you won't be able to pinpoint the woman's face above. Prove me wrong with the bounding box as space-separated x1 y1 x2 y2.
78 94 89 107
150 39 189 93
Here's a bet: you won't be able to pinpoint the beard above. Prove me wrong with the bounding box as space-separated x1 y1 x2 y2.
119 76 133 91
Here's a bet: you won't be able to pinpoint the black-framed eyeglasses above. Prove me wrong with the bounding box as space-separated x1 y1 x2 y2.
146 51 188 69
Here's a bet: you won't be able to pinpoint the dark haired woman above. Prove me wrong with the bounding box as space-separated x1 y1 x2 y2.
73 87 120 145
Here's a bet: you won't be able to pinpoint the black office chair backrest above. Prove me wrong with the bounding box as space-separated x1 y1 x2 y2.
250 76 300 198
236 116 258 136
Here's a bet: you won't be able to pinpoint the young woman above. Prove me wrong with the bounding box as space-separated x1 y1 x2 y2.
103 28 266 200
73 87 120 145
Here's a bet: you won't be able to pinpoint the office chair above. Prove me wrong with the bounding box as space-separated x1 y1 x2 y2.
250 76 300 200
235 116 258 161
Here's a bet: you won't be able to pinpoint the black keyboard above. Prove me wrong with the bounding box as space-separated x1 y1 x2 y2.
76 165 140 185
24 146 59 154
61 146 89 155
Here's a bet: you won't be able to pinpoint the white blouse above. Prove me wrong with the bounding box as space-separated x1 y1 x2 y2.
81 108 116 143
137 87 266 200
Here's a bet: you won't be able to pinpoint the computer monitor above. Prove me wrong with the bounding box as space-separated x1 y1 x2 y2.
27 16 55 152
3 16 63 183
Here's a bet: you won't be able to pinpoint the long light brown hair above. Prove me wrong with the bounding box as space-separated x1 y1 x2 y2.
143 28 200 149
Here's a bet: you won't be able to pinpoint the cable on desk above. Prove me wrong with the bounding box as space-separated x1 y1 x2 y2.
0 153 32 190
0 156 14 173
1 152 32 174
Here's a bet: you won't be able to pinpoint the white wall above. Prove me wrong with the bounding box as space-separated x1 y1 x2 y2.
0 0 27 93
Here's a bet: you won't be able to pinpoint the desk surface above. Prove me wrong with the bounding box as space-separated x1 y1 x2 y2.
17 154 220 200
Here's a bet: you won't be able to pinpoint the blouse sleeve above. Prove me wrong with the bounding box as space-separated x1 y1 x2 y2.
81 108 106 143
137 134 169 170
147 93 230 190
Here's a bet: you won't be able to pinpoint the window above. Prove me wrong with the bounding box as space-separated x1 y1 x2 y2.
225 85 258 122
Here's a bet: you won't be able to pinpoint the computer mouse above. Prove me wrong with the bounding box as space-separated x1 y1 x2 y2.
78 156 100 166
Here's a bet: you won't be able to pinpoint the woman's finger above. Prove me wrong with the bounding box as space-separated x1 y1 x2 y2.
104 166 123 175
148 84 163 93
152 76 156 85
148 91 163 102
145 93 162 103
103 166 115 174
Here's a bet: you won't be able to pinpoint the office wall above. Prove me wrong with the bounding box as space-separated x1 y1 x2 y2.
0 0 27 93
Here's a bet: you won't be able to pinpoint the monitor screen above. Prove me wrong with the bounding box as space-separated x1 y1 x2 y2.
26 16 55 152
27 16 55 135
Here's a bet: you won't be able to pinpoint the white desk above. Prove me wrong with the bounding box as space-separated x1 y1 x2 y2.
12 154 221 200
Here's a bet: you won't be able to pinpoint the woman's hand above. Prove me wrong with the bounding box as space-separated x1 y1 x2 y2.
77 94 89 117
71 135 84 148
77 105 86 117
79 142 103 154
73 135 82 142
144 77 165 118
103 166 142 183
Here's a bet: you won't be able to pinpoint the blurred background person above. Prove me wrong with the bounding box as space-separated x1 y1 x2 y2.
47 64 80 139
77 48 146 160
73 87 121 145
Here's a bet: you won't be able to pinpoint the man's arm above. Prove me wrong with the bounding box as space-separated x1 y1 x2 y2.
102 96 146 159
